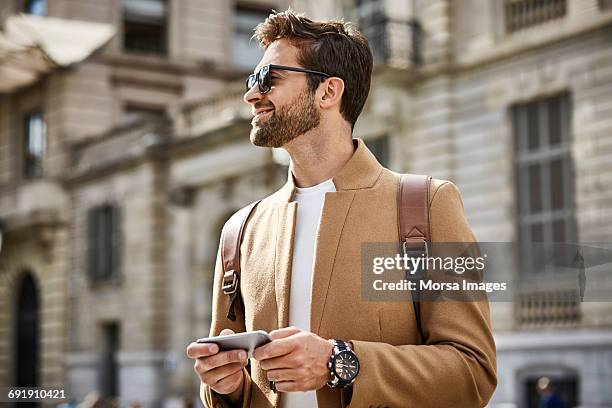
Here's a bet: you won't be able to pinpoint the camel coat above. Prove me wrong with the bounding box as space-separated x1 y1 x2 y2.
201 138 497 408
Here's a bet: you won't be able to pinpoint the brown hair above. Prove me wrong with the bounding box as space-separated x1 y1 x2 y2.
254 9 373 129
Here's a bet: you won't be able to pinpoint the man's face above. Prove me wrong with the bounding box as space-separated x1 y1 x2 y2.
243 40 320 148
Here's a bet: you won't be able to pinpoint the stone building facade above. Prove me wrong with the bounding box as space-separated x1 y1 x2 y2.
0 0 287 406
298 0 612 406
1 0 611 407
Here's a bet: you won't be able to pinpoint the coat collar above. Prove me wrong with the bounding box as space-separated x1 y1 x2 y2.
273 138 383 203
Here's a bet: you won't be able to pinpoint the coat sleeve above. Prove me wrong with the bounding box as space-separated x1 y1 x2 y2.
348 181 497 407
201 235 253 408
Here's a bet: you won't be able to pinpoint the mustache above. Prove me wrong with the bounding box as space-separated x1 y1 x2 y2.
254 101 275 110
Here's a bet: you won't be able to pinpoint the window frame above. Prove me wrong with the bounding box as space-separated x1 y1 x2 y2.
122 0 169 56
232 3 272 69
22 0 47 16
87 204 122 285
22 109 46 179
512 92 577 275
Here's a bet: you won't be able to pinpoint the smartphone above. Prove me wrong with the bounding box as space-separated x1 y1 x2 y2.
196 330 272 358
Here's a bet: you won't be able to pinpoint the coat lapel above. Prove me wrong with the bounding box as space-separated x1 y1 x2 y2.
310 190 355 334
274 201 297 329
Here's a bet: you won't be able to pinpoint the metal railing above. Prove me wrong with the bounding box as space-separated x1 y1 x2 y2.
515 287 581 327
176 83 250 138
505 0 567 32
355 1 422 68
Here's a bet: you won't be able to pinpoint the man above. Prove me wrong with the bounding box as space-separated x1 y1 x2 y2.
186 9 497 408
537 377 566 408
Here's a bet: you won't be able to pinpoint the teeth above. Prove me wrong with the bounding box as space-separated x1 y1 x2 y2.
252 110 273 124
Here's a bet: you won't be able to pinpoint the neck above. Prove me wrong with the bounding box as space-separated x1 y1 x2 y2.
284 125 354 188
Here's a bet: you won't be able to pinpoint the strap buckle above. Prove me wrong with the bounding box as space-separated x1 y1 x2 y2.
222 270 238 295
402 239 429 258
402 239 429 276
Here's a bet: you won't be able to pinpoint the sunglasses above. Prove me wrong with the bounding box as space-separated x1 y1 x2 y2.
246 64 331 94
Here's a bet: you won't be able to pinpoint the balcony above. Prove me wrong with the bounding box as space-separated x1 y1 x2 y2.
0 179 69 231
504 0 567 32
355 1 422 69
68 115 171 182
515 287 581 328
175 82 251 139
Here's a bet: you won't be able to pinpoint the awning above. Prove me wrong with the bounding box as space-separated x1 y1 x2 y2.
0 14 116 94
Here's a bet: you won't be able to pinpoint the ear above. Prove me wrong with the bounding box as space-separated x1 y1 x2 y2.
318 77 345 110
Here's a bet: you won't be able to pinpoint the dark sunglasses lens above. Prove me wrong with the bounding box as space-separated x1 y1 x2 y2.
260 66 271 93
246 74 257 91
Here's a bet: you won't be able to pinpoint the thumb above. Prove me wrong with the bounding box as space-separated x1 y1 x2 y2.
269 326 301 340
220 328 235 336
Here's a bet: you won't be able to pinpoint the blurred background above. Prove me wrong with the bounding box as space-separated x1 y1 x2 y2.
0 0 611 407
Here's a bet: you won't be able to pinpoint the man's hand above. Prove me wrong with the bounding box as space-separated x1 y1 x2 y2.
253 326 334 392
185 329 249 403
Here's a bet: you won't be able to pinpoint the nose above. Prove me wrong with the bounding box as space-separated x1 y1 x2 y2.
243 83 262 105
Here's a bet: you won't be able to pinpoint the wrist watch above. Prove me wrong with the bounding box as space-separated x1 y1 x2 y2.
327 339 360 388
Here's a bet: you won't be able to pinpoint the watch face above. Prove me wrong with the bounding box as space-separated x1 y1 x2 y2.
333 350 359 381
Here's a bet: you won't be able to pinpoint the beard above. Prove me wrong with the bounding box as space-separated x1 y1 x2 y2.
249 89 320 148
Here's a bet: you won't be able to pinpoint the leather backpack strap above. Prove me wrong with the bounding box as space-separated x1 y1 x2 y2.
221 199 261 321
398 174 432 343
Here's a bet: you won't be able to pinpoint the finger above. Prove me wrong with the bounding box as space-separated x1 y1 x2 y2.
266 368 303 382
274 380 304 392
200 349 248 372
259 354 299 371
186 342 219 359
253 327 301 360
188 329 234 359
253 337 295 360
199 361 245 386
211 368 244 395
269 326 301 340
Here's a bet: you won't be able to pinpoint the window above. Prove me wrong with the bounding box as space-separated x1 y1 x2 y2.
525 375 578 408
233 5 270 69
23 0 46 15
353 0 422 67
87 204 122 283
512 93 576 274
99 323 120 399
600 0 612 10
123 104 165 122
123 0 167 55
23 110 46 179
365 135 390 168
505 0 567 32
355 0 388 63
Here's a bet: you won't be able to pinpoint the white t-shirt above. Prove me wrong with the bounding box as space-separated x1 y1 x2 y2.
280 178 336 408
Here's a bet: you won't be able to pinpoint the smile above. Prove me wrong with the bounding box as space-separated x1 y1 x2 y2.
253 109 274 123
